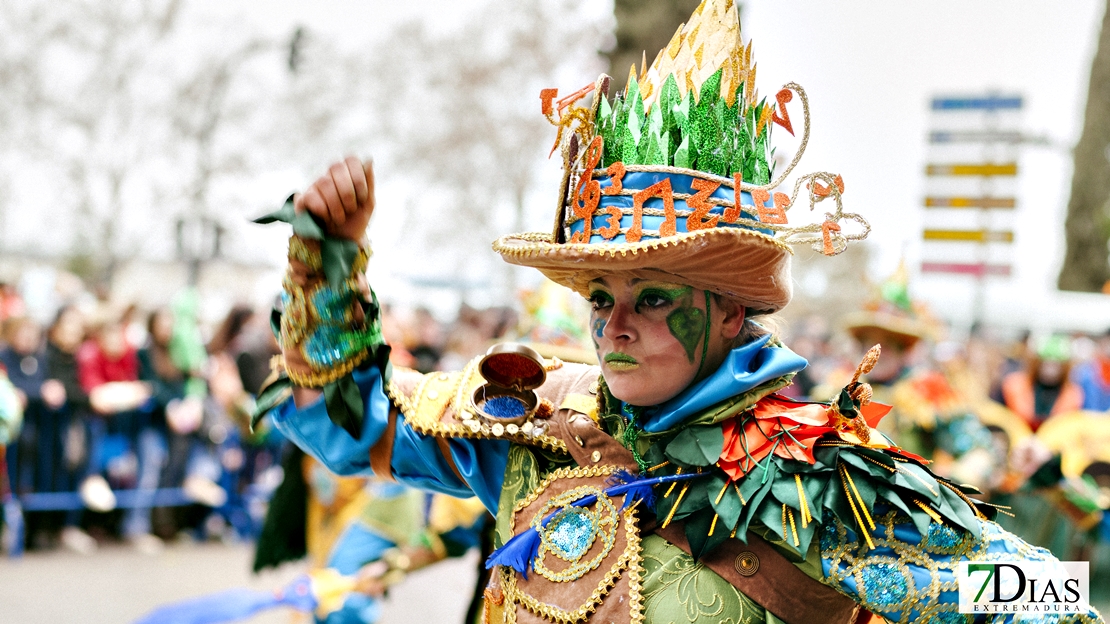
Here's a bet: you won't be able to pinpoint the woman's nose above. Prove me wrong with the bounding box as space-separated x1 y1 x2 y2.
603 302 636 343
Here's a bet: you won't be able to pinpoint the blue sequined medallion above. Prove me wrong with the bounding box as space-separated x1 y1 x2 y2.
544 507 599 561
530 484 620 583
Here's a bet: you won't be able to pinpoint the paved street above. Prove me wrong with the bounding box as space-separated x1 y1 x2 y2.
0 542 479 624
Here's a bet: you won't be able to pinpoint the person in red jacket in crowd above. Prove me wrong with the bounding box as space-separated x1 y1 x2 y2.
75 318 157 549
77 320 139 395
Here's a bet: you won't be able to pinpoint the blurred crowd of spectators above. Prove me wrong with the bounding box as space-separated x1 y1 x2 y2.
0 279 522 557
0 281 284 554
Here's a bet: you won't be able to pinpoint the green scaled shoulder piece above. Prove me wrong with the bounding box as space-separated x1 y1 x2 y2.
643 389 998 560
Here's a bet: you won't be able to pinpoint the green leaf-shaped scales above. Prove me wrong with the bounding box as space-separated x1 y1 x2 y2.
594 68 775 180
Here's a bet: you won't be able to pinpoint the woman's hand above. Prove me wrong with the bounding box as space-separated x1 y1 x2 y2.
294 156 375 241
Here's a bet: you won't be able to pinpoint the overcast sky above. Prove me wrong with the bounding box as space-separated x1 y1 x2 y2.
742 0 1107 330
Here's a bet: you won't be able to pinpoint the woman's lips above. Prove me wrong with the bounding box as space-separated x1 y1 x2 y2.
603 353 639 371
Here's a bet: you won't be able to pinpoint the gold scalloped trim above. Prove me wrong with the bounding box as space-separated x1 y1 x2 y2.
282 235 375 388
286 347 371 388
626 543 645 624
511 465 616 532
500 465 643 624
385 358 568 455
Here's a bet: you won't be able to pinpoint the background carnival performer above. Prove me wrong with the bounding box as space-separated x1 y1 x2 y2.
251 444 487 624
256 1 1104 622
838 268 1018 494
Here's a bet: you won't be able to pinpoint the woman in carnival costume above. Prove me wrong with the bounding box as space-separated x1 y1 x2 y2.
254 1 1103 622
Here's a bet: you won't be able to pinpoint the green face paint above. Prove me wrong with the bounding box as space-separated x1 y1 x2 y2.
635 286 692 311
664 289 705 363
588 289 614 309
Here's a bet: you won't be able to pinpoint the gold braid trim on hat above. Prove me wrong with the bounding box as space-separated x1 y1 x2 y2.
495 226 792 258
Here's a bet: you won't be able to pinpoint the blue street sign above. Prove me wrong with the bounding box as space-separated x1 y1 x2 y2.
931 96 1023 111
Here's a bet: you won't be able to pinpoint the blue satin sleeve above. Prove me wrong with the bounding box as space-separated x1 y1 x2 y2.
390 422 508 514
268 366 509 515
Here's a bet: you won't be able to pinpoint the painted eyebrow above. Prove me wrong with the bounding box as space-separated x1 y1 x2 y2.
589 277 612 289
589 277 683 289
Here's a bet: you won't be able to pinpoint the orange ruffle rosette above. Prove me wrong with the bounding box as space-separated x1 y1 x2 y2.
717 395 897 481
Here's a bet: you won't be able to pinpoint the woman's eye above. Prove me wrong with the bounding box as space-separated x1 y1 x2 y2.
588 293 613 310
638 293 671 309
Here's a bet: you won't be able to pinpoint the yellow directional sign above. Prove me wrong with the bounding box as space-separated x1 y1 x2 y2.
925 197 1016 209
925 163 1017 176
923 229 1014 243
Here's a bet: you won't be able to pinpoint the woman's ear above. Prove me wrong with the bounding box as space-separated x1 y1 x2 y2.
715 295 746 340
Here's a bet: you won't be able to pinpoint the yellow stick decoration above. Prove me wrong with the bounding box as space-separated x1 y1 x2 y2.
913 498 944 524
661 484 689 529
715 479 731 505
795 474 813 527
734 484 746 505
842 466 876 531
663 467 683 498
708 513 720 537
840 468 875 550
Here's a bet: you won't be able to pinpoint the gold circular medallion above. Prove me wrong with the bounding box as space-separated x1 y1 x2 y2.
734 551 759 577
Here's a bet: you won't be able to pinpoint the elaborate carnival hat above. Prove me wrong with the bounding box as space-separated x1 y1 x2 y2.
493 0 869 315
843 262 934 350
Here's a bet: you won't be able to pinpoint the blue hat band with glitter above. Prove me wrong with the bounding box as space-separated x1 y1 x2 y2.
565 170 775 245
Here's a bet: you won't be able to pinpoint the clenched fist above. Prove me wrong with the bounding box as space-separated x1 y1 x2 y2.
294 156 375 241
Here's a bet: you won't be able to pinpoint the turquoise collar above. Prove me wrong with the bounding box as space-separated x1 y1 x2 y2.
635 334 808 433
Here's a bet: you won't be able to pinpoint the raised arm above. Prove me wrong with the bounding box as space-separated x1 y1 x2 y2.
257 157 513 512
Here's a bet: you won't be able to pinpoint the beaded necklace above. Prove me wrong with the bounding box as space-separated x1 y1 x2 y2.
620 403 648 473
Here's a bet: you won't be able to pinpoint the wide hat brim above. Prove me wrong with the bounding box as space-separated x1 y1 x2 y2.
493 227 793 314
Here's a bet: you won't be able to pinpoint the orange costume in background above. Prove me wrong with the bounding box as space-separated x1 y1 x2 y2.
1001 371 1083 431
